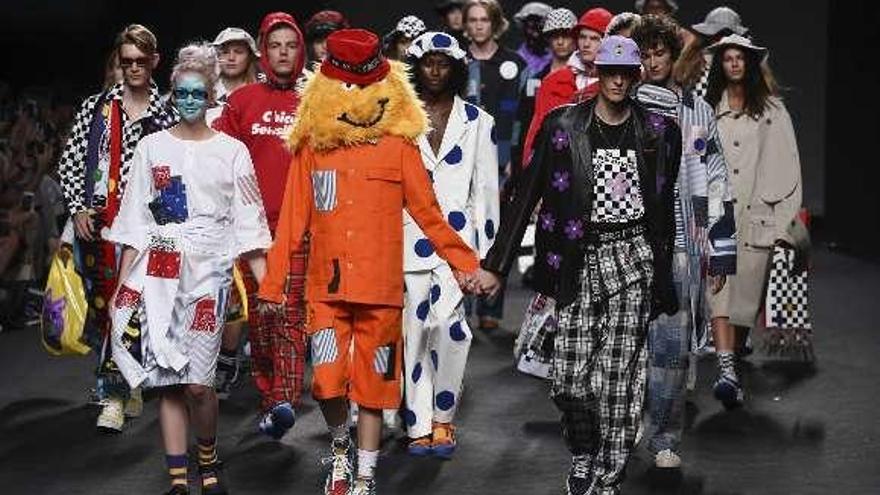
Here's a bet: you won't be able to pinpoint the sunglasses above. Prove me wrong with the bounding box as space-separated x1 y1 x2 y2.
173 87 209 101
119 56 152 69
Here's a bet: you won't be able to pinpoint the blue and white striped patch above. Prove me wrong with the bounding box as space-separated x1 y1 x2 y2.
373 345 392 375
311 327 338 366
312 170 337 212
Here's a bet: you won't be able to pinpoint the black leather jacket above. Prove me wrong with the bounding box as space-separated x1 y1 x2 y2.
482 99 682 317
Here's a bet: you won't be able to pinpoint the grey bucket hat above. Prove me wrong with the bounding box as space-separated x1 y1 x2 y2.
691 7 748 37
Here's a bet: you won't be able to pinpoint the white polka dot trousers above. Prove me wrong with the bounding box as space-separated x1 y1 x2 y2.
402 264 473 439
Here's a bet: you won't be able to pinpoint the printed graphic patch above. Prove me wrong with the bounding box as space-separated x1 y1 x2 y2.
148 176 188 225
115 285 141 308
311 327 338 365
146 249 181 279
312 170 337 212
152 165 172 189
687 125 708 156
237 173 262 206
373 345 392 375
190 298 217 332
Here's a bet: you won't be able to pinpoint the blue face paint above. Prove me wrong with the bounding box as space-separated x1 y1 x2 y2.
173 74 209 123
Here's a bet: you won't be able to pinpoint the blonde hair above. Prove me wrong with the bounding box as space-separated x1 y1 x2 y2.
115 24 158 56
464 0 510 39
171 43 219 98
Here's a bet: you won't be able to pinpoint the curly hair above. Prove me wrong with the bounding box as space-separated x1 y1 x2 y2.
631 14 682 60
170 43 219 99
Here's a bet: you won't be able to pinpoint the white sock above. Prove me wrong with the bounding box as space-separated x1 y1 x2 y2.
357 449 378 479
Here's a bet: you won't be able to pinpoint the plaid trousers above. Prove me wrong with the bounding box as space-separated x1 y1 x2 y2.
552 233 653 494
242 249 308 411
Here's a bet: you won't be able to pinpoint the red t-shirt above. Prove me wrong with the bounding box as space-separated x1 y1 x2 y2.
213 82 299 232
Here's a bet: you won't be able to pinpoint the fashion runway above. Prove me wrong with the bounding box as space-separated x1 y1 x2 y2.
1 246 876 494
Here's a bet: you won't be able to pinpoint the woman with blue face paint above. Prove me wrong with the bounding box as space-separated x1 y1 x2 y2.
106 43 272 495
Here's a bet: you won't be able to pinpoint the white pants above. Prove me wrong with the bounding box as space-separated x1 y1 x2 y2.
403 264 472 438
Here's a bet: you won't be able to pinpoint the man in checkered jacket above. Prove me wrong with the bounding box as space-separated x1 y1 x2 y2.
478 36 681 495
57 24 177 433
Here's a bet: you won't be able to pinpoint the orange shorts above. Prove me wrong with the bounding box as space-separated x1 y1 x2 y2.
307 301 403 410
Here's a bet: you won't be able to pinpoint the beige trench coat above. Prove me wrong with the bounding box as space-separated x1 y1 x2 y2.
711 92 804 327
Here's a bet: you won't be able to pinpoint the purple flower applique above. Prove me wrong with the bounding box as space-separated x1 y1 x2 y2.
564 219 584 240
551 170 570 192
546 252 562 270
552 129 570 151
647 112 667 134
539 211 556 231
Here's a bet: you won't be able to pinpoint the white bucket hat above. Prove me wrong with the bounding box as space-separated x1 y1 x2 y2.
692 7 748 37
542 8 578 34
708 34 768 61
213 27 260 57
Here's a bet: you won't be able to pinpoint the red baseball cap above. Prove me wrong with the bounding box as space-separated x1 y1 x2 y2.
575 8 613 35
321 29 390 86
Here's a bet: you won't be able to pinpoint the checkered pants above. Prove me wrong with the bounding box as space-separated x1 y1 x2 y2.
551 233 653 494
242 249 308 411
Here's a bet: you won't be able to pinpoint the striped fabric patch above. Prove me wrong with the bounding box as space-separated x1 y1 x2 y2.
312 170 337 212
373 345 392 375
311 327 338 366
237 174 262 206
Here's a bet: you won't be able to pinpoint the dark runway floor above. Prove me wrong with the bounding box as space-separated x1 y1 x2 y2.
1 246 878 494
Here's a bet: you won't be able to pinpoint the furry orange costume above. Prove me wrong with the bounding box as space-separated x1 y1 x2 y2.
259 29 478 409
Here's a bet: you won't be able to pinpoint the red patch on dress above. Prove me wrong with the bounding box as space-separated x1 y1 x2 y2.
146 249 181 278
115 285 141 308
190 298 217 332
152 165 172 189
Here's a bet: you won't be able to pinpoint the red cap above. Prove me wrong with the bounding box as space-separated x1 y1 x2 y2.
576 8 613 35
321 29 390 86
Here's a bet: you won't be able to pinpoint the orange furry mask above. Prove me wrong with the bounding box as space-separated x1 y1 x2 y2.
288 60 428 153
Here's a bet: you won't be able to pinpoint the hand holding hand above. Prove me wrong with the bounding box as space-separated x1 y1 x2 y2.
453 270 479 294
476 268 503 298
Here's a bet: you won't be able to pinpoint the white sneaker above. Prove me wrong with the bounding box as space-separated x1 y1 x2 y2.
124 387 143 418
96 397 125 433
654 449 682 469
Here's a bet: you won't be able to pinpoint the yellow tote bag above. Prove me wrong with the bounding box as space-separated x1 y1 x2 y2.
40 247 91 356
225 263 249 324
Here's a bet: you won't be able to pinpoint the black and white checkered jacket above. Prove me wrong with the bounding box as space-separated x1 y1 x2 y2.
58 82 177 215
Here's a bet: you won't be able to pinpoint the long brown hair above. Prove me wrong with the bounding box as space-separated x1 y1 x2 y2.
704 46 779 118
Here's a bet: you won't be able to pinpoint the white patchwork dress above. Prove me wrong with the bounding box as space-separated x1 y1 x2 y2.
401 97 499 437
107 130 271 389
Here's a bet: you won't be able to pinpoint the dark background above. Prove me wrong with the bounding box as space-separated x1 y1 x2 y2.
0 0 876 256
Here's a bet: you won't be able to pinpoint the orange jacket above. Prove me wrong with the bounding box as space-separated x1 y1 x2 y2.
259 135 479 306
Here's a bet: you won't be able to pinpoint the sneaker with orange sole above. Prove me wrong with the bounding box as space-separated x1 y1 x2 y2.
407 436 433 457
431 422 456 459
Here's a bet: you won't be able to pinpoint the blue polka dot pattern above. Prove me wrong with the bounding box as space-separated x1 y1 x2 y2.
403 409 417 427
448 210 466 231
414 238 435 257
444 145 463 165
435 391 455 411
449 321 466 341
412 362 422 383
430 284 441 303
485 219 496 239
464 103 479 121
432 33 452 48
431 350 438 370
416 299 430 321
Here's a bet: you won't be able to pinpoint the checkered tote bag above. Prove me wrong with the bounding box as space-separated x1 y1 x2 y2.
763 245 814 361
